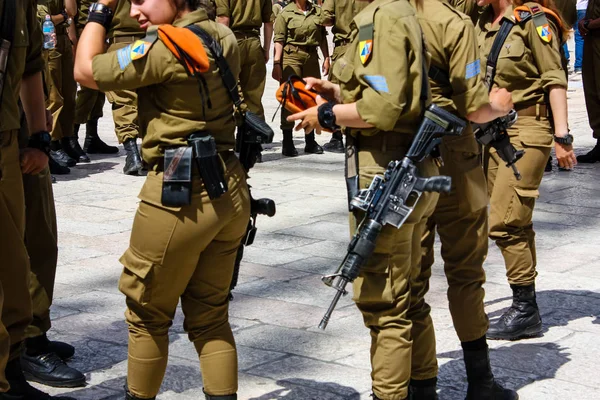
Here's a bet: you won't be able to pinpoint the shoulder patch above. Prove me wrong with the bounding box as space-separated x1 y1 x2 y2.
465 60 481 79
116 45 133 70
514 3 556 43
364 75 389 93
130 40 153 60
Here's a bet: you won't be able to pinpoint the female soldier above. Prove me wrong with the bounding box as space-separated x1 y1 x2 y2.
288 0 440 398
74 0 250 399
272 0 330 156
475 0 576 341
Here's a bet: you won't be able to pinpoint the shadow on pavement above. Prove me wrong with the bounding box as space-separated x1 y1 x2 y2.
54 161 121 182
248 378 361 400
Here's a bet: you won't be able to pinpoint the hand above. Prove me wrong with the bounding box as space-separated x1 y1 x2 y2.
20 148 49 175
489 87 513 115
287 96 328 135
579 19 589 37
304 77 341 103
554 142 577 170
322 57 331 76
45 109 53 132
272 63 282 82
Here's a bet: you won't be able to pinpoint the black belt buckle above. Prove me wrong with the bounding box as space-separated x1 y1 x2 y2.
161 147 193 207
189 133 228 200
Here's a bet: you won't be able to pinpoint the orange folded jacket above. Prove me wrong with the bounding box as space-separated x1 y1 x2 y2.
275 75 333 132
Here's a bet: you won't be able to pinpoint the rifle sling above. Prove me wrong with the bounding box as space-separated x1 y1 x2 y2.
484 19 515 92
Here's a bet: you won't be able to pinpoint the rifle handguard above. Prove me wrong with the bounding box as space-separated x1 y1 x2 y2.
416 176 452 193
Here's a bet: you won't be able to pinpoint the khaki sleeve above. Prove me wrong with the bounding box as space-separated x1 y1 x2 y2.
37 3 50 24
528 18 568 90
321 0 335 26
446 19 489 116
25 0 45 77
92 39 174 92
356 15 420 132
215 0 230 18
262 0 273 23
273 13 287 42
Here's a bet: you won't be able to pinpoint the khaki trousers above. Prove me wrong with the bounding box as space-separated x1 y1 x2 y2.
119 153 250 399
74 86 105 124
106 40 141 143
352 139 439 400
46 34 77 141
0 132 33 365
411 133 489 380
237 35 267 119
485 116 552 286
281 47 321 130
582 34 600 138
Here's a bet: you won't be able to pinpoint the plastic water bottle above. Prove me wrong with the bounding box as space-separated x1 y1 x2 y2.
42 15 56 50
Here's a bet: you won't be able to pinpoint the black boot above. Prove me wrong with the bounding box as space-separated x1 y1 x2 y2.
577 140 600 163
409 378 438 400
26 333 75 361
203 390 236 400
49 156 70 175
282 129 298 157
125 388 155 400
463 347 518 400
304 131 323 154
487 284 542 341
123 138 144 175
83 119 119 154
322 131 345 153
61 136 90 163
2 357 76 399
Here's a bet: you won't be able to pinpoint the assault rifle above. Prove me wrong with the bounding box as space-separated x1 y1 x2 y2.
473 110 524 180
318 104 466 330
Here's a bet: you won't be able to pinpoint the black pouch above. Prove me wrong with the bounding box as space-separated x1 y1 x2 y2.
236 111 275 171
189 133 228 200
161 146 193 207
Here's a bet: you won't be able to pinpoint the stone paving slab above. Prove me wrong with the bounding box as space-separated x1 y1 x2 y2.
35 67 600 400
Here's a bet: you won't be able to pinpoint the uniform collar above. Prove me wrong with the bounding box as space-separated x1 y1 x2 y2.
291 2 316 15
481 4 516 33
173 9 209 27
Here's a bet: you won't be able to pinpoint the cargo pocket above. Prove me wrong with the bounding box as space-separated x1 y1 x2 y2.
118 249 155 305
518 127 553 148
503 187 539 228
352 256 396 304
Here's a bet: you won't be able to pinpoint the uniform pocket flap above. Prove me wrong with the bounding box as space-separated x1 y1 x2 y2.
518 128 553 147
119 249 154 280
498 40 525 59
288 20 302 29
514 187 539 199
332 58 354 84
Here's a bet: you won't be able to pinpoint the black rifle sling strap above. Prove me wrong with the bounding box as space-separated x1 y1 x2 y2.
185 24 244 111
0 0 17 104
484 19 515 92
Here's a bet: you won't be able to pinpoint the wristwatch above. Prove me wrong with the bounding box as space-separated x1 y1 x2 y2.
318 102 339 131
553 133 573 145
28 131 52 155
88 3 114 29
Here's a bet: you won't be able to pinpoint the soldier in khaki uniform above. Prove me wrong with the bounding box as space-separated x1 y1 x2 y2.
272 0 290 20
319 0 367 153
0 1 73 398
215 0 273 119
475 0 576 341
75 0 250 399
289 0 438 398
38 0 91 165
73 0 118 155
408 0 518 398
577 0 600 162
106 0 145 175
273 0 330 156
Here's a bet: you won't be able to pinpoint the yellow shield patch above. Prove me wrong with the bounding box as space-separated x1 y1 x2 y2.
130 40 152 60
359 40 373 65
536 24 552 43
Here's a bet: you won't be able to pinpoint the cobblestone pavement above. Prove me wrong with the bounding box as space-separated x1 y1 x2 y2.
37 66 600 399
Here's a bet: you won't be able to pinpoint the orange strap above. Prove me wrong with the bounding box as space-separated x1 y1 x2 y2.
513 5 564 31
157 25 210 74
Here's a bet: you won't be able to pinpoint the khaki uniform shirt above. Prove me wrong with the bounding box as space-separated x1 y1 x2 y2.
414 0 488 118
476 4 567 107
272 1 288 22
108 0 144 39
215 0 273 32
37 0 68 34
332 0 428 136
0 0 45 132
321 0 368 44
448 0 481 24
92 9 240 167
274 3 326 47
76 0 93 31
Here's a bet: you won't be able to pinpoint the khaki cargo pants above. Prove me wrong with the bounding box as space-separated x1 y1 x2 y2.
351 136 439 400
485 116 553 286
0 131 34 387
119 153 250 399
74 86 105 125
236 33 267 119
411 132 490 381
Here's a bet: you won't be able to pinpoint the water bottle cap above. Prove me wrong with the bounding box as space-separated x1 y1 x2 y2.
45 15 51 19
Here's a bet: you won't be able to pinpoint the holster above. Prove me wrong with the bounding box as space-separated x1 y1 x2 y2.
236 111 274 171
188 132 228 200
345 133 359 211
162 146 193 207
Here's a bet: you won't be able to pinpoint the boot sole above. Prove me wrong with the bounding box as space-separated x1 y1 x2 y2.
487 321 543 341
23 371 86 388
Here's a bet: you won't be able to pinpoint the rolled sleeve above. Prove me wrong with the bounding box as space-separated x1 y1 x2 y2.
273 13 287 42
529 19 567 90
215 0 231 18
321 0 335 26
262 0 273 23
25 1 45 77
452 82 489 116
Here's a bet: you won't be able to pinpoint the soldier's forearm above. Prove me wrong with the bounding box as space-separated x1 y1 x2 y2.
589 18 600 31
548 85 569 135
273 42 284 62
20 72 48 134
217 16 230 27
74 20 107 90
64 0 77 17
332 103 374 129
263 22 273 53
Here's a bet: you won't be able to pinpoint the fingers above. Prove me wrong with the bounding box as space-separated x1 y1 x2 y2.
304 77 320 91
287 110 306 122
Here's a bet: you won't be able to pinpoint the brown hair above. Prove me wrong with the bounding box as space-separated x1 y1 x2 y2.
512 0 570 37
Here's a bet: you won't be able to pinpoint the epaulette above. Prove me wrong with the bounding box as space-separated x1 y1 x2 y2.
513 3 563 43
115 27 158 70
355 0 394 65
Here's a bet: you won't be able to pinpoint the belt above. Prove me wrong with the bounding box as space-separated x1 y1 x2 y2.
516 104 548 118
108 35 144 44
234 30 260 39
154 149 235 172
285 44 314 53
